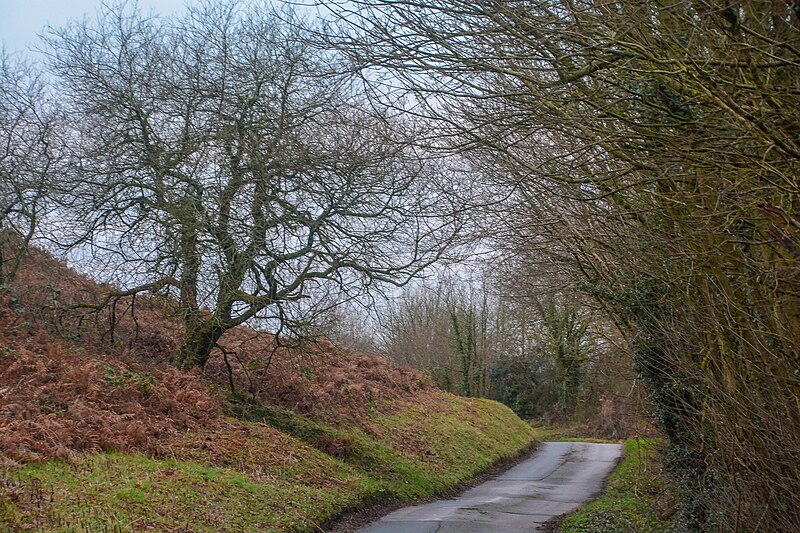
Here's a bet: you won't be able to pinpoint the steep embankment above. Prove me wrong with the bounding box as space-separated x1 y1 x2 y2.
0 247 536 531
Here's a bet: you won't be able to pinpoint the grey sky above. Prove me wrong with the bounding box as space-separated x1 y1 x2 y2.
0 0 192 54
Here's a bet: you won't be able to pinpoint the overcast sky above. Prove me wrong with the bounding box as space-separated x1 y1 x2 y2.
0 0 192 54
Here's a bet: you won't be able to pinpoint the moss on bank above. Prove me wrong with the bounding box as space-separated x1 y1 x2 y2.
0 393 536 532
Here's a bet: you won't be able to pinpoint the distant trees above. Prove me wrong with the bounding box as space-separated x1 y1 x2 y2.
379 275 614 419
380 277 507 397
39 1 459 369
449 302 485 397
328 0 800 529
534 298 591 415
0 52 60 286
488 297 594 419
380 282 460 390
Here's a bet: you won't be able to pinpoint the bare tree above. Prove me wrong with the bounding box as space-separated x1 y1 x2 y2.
43 1 460 370
0 52 60 287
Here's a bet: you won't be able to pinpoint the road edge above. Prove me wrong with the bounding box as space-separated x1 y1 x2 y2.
538 441 626 532
322 439 543 533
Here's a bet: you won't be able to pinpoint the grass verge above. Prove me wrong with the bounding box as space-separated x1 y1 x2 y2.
558 438 676 533
228 391 536 500
1 451 375 532
0 393 536 532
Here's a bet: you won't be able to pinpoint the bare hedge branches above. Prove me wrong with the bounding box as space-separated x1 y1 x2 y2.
325 1 800 529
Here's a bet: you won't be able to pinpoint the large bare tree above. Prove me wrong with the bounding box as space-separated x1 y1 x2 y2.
44 1 460 370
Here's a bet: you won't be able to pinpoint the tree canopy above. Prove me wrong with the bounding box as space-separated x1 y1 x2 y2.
42 1 461 369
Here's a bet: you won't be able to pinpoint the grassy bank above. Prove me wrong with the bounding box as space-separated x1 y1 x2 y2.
559 438 675 533
0 247 538 531
0 393 536 532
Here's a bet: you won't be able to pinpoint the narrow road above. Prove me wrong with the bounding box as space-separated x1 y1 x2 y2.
359 441 623 533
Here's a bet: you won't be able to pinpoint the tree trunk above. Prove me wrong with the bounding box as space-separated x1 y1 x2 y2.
174 318 226 371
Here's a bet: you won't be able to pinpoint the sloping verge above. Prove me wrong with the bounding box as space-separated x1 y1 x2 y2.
1 388 535 531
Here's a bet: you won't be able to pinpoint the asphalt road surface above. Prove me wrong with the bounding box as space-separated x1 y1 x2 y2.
359 441 624 533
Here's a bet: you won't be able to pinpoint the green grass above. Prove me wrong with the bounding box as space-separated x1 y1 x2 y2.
0 393 537 532
1 447 377 532
560 438 676 533
228 392 537 500
359 395 536 498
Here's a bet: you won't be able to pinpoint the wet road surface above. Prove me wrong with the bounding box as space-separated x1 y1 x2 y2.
359 441 623 533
